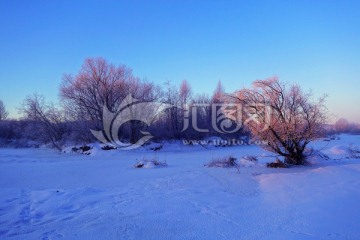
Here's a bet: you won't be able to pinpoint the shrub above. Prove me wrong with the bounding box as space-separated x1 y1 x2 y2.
205 156 237 168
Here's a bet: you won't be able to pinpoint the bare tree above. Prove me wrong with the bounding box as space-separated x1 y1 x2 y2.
60 57 133 129
20 94 66 150
126 78 162 143
178 80 192 137
179 79 192 105
0 100 9 121
234 77 327 165
334 118 350 133
162 80 180 138
61 57 166 144
190 93 212 138
212 80 225 103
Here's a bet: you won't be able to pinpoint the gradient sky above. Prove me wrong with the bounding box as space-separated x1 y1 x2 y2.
0 0 359 122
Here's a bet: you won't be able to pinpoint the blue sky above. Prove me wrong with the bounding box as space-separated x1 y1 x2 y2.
0 0 359 122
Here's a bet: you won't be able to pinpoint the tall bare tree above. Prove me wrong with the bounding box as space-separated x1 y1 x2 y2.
179 79 192 105
212 80 225 103
61 57 164 144
126 78 162 143
234 77 327 165
0 100 9 121
60 57 133 129
162 80 180 138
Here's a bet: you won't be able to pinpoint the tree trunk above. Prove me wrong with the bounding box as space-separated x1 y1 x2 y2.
285 152 305 165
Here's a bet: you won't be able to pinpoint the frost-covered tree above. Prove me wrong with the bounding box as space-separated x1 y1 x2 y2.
60 57 163 143
234 77 327 165
0 100 9 121
60 57 134 129
20 94 67 150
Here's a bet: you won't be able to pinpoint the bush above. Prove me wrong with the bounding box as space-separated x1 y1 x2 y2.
205 156 237 168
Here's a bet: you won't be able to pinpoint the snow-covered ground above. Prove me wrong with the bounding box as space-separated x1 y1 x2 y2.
1 135 360 239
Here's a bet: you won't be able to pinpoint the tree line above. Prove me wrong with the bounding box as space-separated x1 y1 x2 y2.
0 58 243 149
0 57 358 164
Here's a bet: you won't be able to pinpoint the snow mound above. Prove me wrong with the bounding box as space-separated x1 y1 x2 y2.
239 159 256 167
328 145 350 155
320 145 352 160
237 155 258 168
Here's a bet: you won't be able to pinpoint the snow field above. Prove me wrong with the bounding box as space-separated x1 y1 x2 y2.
0 135 360 239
